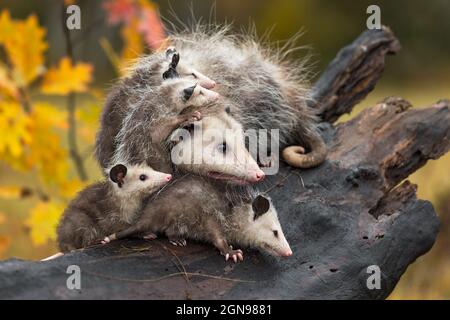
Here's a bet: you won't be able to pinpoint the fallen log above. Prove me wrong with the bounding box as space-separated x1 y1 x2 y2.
0 27 448 300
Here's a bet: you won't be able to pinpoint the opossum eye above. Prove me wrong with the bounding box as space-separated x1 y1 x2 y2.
183 85 197 101
139 174 147 181
191 72 197 79
273 230 279 238
217 143 227 153
184 123 195 133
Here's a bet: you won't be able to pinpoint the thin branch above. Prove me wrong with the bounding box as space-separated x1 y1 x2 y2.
0 48 32 113
81 269 255 283
61 2 88 181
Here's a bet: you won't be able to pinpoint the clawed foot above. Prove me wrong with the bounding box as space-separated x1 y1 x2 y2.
142 233 157 240
223 246 244 263
169 237 187 247
101 236 110 245
184 111 202 124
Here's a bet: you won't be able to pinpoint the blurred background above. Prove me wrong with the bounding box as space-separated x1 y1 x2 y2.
0 0 449 299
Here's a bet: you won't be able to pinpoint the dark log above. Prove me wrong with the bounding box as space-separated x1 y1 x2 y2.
0 28 448 300
312 26 401 123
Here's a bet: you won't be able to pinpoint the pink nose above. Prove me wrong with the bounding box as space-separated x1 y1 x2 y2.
165 175 172 181
282 249 293 257
255 171 265 181
200 80 216 89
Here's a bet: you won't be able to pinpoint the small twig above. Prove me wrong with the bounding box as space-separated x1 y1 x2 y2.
0 48 32 113
17 87 31 113
81 269 255 283
163 244 190 284
291 170 306 188
61 2 88 181
263 171 293 194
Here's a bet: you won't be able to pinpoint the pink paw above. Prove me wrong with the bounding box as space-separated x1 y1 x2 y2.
223 247 244 263
143 233 157 240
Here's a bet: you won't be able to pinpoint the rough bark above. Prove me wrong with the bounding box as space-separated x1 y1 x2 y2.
0 27 448 300
312 26 401 122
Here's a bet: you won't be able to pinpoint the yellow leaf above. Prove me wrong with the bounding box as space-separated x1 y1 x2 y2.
78 103 100 142
0 64 18 99
2 14 47 86
34 102 67 129
26 200 64 246
24 104 69 184
0 212 6 224
41 57 93 95
0 101 32 158
0 186 21 199
59 179 86 199
0 10 14 45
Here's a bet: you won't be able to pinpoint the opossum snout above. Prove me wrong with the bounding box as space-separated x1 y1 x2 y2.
255 170 266 181
249 169 265 182
164 174 172 182
198 79 216 89
210 91 219 101
281 249 293 257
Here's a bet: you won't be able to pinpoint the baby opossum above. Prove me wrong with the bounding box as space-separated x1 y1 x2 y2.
95 47 217 170
167 26 327 168
102 175 292 262
57 164 172 252
111 76 219 173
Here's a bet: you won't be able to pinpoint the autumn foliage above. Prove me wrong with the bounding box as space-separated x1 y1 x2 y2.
0 0 165 253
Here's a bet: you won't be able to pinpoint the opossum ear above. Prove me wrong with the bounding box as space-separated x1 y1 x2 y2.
162 53 180 80
163 67 179 80
170 52 180 68
110 164 128 188
183 84 197 101
252 195 270 220
165 47 177 59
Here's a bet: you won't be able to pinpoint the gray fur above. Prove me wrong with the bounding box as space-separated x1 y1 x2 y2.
57 165 171 252
95 50 216 170
106 175 291 259
166 25 327 167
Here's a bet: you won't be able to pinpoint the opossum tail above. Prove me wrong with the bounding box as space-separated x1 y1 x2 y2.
282 131 327 168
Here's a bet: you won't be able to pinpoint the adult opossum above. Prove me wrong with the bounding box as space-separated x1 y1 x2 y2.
102 175 292 262
110 53 264 184
170 103 266 184
111 75 219 173
167 25 327 168
57 164 172 252
95 48 216 170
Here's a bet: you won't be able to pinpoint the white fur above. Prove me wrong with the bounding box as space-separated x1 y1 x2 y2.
228 196 292 257
171 110 264 184
107 164 171 223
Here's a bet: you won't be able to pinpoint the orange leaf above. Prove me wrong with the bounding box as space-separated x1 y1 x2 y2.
41 58 93 95
0 235 11 255
0 10 14 45
103 0 136 25
0 212 6 224
120 17 144 66
138 2 166 50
